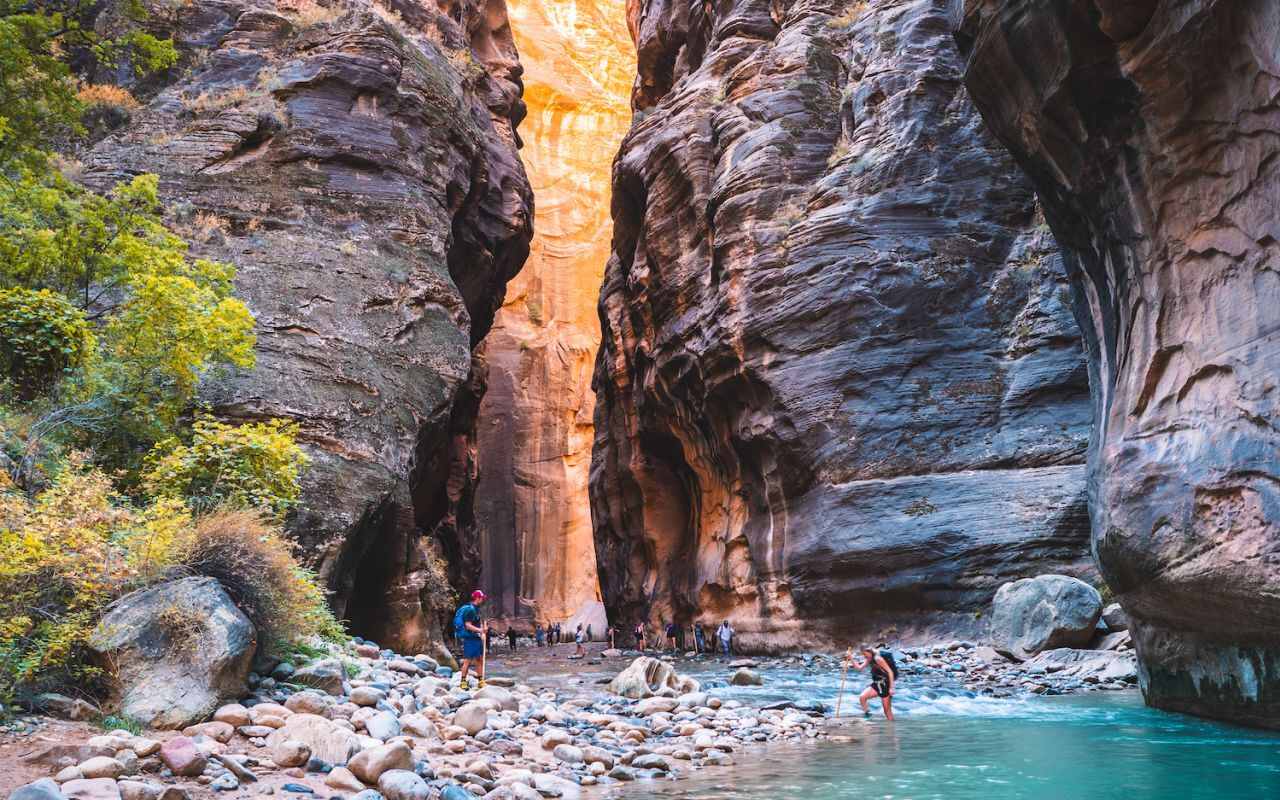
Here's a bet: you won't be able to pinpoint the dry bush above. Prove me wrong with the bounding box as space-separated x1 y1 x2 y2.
78 84 141 111
828 0 869 28
279 0 345 27
179 509 344 652
185 85 251 113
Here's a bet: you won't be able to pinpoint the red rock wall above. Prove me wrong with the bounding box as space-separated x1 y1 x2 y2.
590 0 1095 649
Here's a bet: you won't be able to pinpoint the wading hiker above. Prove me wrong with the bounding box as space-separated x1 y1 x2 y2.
634 621 647 651
844 645 898 721
575 623 587 656
535 623 544 647
507 625 518 651
454 589 488 691
694 621 706 653
665 619 678 651
608 625 617 649
717 620 734 656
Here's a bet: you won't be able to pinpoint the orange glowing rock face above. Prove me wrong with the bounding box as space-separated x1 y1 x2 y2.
474 0 633 629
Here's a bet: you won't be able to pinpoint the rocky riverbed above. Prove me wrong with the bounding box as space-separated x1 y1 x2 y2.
6 632 1137 800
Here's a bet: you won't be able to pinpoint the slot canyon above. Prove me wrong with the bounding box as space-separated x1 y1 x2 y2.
57 0 1280 737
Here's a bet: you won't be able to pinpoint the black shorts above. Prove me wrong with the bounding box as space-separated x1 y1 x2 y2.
871 678 889 697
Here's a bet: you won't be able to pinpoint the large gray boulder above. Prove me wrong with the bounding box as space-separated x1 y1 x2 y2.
89 577 255 729
990 575 1102 660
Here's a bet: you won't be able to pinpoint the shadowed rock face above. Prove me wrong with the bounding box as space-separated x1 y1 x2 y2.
955 0 1280 728
591 0 1093 649
83 0 532 653
473 0 632 632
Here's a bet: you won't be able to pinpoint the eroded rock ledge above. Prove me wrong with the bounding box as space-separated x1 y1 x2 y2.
590 0 1094 648
955 0 1280 727
84 0 533 652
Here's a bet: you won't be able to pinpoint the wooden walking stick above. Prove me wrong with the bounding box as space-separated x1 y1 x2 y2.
480 622 488 685
835 647 852 717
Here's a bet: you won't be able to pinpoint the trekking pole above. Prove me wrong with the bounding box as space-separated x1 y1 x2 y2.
481 623 488 684
835 648 852 717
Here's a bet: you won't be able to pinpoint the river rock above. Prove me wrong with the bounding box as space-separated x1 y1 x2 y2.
159 737 206 777
453 702 490 735
325 767 366 791
990 575 1102 660
955 0 1280 729
11 779 64 800
552 744 583 764
608 657 698 699
60 780 121 800
88 577 254 729
348 741 413 784
291 660 346 696
377 770 431 800
266 714 361 765
272 739 311 768
1101 604 1129 633
365 710 402 741
350 687 385 707
213 704 251 727
730 669 763 687
474 686 517 712
117 782 163 800
76 757 124 780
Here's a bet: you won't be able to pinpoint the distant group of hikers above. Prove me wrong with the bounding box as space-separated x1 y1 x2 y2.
453 590 899 720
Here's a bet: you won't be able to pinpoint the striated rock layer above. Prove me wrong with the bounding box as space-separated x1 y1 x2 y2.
84 0 532 653
955 0 1280 727
590 0 1094 649
473 0 632 631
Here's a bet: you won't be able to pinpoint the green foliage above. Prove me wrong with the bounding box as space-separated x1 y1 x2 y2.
96 713 143 735
0 288 95 398
144 417 307 519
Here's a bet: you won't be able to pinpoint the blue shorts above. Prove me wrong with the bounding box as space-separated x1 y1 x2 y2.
462 638 483 659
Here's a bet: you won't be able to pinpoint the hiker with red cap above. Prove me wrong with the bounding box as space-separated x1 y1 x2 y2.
454 589 488 691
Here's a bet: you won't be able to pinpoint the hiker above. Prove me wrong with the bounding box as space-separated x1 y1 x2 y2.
845 645 897 721
535 624 544 647
453 589 488 691
665 619 678 651
575 623 586 656
694 622 706 654
485 624 494 652
586 623 593 642
717 620 734 656
507 626 518 651
634 621 646 651
553 622 561 645
608 625 617 649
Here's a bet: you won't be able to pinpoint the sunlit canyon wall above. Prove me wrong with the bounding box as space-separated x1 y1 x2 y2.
474 0 634 631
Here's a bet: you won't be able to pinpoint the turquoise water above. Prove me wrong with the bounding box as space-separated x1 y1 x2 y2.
593 660 1280 800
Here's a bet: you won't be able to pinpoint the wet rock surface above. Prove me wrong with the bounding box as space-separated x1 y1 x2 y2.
591 0 1093 645
82 0 533 654
955 0 1280 728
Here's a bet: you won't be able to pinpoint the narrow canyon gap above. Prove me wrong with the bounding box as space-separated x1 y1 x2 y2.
472 0 635 630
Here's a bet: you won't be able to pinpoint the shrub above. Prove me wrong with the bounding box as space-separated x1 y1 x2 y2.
0 288 95 399
143 418 309 518
176 509 344 652
0 461 338 701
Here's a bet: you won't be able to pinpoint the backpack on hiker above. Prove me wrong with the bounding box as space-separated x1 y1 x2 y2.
879 649 899 679
454 603 476 639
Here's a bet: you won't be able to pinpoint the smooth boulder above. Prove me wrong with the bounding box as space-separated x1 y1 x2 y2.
88 576 255 729
608 657 699 699
990 575 1102 660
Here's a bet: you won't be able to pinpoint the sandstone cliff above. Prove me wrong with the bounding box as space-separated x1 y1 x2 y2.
591 0 1094 648
83 0 533 653
473 0 632 631
956 0 1280 727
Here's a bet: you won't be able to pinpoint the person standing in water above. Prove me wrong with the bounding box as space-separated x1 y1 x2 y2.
634 621 647 651
608 625 617 649
845 645 896 721
717 620 734 656
453 590 488 691
574 624 587 656
507 626 518 651
693 622 707 654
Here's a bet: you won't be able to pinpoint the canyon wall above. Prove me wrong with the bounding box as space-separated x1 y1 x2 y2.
955 0 1280 727
83 0 533 654
472 0 632 631
590 0 1095 649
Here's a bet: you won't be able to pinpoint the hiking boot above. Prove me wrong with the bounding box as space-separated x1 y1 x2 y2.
478 678 487 689
459 679 471 691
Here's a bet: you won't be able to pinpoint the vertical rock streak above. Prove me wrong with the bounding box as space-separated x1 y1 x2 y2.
591 0 1094 649
955 0 1280 727
473 0 634 629
84 0 533 654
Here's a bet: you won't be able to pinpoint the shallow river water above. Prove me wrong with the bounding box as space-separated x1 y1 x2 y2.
526 654 1280 800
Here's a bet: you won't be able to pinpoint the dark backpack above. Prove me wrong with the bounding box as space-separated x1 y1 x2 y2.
879 650 900 679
